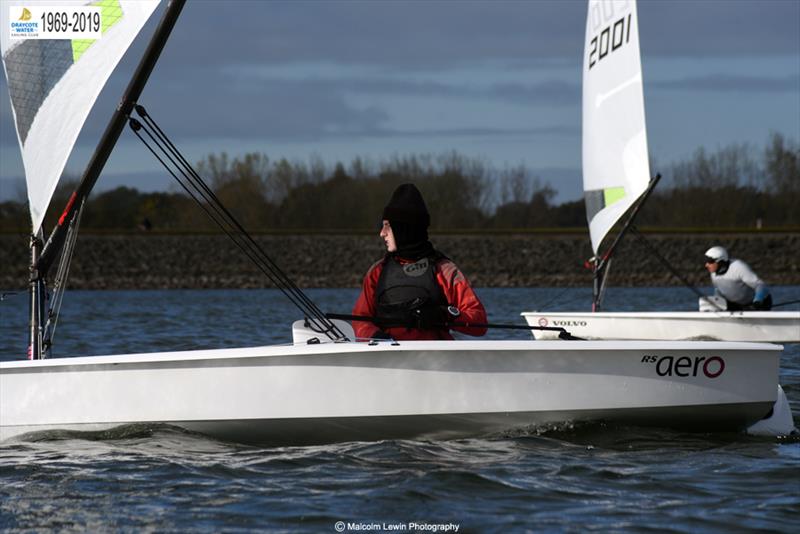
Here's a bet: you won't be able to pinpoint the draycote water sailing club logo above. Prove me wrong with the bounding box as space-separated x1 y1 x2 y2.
9 7 39 38
8 5 102 40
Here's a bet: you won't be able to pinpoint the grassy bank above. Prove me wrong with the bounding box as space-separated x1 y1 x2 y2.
1 232 798 290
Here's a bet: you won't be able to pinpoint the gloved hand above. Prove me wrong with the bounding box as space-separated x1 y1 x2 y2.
413 305 450 329
752 287 772 310
371 330 392 340
751 297 772 310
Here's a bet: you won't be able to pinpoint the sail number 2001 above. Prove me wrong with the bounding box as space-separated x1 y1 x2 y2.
588 12 632 70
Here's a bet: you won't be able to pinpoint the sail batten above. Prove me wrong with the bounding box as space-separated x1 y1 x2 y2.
582 0 650 254
1 0 160 232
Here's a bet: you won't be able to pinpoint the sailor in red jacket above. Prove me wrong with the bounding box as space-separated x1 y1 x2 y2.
352 183 487 341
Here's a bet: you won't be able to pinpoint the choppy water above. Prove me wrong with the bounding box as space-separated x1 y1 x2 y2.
1 286 799 532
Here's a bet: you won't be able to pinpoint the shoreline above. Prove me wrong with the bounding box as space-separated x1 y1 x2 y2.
1 232 798 290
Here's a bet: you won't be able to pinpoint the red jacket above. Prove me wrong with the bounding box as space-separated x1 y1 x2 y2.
352 256 487 340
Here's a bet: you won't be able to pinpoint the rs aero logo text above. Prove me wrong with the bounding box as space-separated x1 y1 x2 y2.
641 354 725 378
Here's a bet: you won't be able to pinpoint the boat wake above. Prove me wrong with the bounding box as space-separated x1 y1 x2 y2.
491 417 800 450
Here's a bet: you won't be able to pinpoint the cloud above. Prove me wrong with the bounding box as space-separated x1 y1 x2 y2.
368 125 578 140
639 1 800 57
99 63 580 143
129 73 578 144
166 1 586 71
224 66 580 104
654 74 799 93
489 81 579 105
163 1 798 72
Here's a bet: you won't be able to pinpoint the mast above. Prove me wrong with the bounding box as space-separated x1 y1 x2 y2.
28 230 45 359
28 0 186 359
592 173 660 311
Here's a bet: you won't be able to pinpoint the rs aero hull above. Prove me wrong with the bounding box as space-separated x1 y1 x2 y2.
0 339 782 445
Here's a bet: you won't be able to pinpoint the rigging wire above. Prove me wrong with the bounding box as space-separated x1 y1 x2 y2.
43 198 86 350
43 198 86 348
629 226 724 310
128 105 346 341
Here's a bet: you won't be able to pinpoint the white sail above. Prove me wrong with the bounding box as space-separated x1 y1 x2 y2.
582 0 650 254
1 0 160 233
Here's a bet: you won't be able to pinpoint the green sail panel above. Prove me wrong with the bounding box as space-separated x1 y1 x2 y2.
584 186 627 223
72 0 124 62
604 186 625 206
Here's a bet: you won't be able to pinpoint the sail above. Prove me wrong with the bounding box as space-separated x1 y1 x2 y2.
582 0 650 254
1 0 160 233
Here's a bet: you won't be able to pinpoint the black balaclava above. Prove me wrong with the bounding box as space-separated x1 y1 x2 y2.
382 183 434 259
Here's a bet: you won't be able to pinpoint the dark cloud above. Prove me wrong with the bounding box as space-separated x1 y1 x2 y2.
117 73 391 142
371 125 578 139
222 72 581 106
638 1 800 58
489 80 580 105
653 74 799 93
164 1 586 70
44 64 579 144
159 1 798 72
129 72 579 143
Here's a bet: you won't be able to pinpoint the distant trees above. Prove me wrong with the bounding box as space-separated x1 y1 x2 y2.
764 132 799 195
196 152 276 229
640 132 799 228
1 133 797 233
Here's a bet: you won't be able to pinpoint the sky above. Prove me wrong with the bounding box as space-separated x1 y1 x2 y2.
1 0 798 206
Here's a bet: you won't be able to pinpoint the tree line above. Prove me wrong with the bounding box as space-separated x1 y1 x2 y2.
0 132 797 233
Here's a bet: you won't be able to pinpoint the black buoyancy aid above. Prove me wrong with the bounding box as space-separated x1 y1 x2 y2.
375 253 447 328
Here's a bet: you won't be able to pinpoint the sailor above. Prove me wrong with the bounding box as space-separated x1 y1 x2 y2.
352 183 488 340
704 246 772 311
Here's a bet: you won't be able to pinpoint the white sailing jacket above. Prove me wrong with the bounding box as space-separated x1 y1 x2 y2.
711 259 768 305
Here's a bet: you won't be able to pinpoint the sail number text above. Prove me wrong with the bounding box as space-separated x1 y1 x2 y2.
588 0 634 70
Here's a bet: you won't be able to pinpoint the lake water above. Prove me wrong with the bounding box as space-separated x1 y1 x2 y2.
1 286 799 532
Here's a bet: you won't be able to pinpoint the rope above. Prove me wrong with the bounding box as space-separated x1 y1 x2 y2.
629 226 724 311
128 105 346 341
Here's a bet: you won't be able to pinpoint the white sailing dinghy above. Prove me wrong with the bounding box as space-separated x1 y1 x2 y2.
1 0 794 445
521 0 800 343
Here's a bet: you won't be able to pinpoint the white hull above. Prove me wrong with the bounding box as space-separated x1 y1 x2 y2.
1 338 785 445
523 311 800 342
